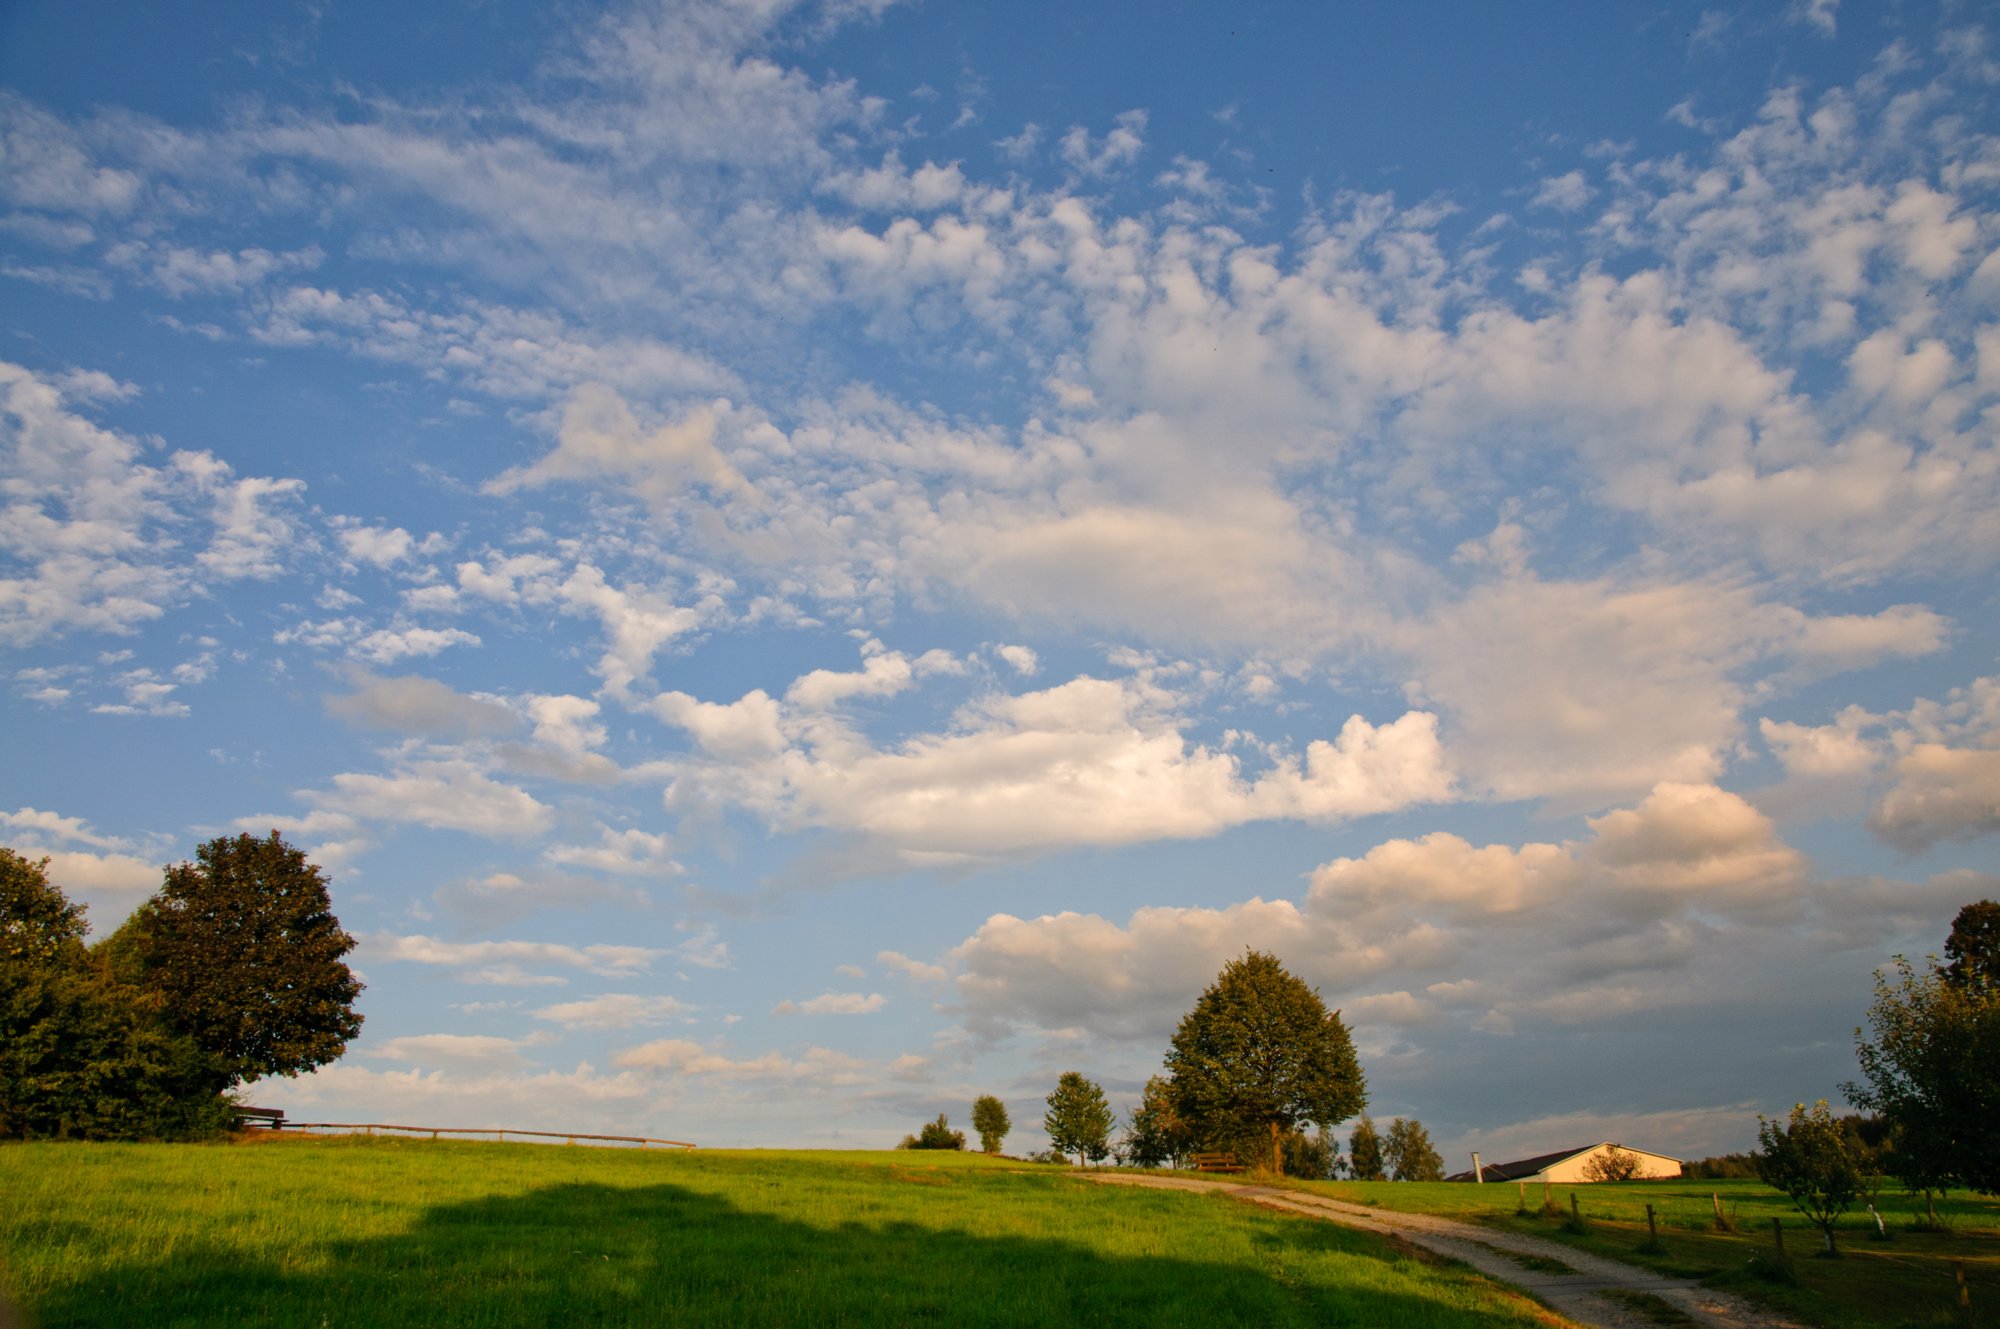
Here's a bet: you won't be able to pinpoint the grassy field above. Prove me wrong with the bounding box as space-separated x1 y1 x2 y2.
1275 1175 2000 1329
0 1136 1560 1329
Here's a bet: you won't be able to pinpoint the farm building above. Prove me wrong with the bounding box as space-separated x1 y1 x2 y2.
1445 1143 1682 1184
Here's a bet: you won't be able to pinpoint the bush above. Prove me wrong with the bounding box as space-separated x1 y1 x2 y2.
897 1113 965 1150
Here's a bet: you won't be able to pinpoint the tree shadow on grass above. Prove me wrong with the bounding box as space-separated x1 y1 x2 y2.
27 1179 1543 1329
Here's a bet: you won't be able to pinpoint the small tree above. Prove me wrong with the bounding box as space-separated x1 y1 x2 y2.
1165 950 1366 1173
1044 1071 1114 1166
1281 1124 1338 1180
900 1113 964 1150
1120 1074 1195 1168
100 832 363 1091
1348 1115 1386 1181
1755 1100 1860 1256
1582 1145 1644 1183
1384 1117 1445 1181
971 1095 1011 1154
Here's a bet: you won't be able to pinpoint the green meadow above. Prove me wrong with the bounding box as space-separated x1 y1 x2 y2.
1285 1177 2000 1329
0 1136 1555 1329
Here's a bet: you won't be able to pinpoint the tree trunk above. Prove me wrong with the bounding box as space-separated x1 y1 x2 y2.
1270 1120 1282 1174
1822 1224 1837 1256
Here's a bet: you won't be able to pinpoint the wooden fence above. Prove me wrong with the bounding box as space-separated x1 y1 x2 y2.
239 1114 693 1150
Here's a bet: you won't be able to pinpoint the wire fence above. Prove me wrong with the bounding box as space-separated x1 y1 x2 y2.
240 1117 694 1150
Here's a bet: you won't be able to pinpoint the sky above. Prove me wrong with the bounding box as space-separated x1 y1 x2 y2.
2 0 1997 1165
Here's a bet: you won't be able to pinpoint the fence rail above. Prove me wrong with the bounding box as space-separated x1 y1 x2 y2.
245 1119 695 1150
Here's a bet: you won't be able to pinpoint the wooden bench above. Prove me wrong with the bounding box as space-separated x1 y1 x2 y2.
233 1106 286 1129
1192 1151 1243 1174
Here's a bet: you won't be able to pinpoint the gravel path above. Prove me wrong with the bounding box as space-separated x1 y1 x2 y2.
1085 1174 1810 1329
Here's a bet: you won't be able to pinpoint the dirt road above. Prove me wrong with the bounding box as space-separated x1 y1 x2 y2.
1085 1174 1808 1329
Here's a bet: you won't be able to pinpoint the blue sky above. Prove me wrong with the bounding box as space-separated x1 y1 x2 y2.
3 0 1996 1162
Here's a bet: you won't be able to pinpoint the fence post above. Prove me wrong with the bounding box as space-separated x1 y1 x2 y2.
1957 1262 1970 1320
1646 1204 1658 1244
1771 1217 1785 1258
1570 1193 1581 1224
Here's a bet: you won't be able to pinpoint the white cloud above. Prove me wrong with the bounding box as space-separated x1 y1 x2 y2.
662 671 1450 860
1869 745 2000 851
369 1034 532 1070
325 673 521 738
773 991 885 1016
364 932 663 981
352 626 482 664
1058 110 1147 176
486 385 755 505
313 758 555 837
0 805 131 850
941 782 1809 1042
994 644 1039 676
611 1039 875 1087
533 993 694 1029
542 824 680 876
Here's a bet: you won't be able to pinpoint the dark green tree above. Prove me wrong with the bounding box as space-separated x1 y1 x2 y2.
1280 1124 1338 1180
1044 1071 1114 1166
1385 1117 1445 1181
99 832 363 1091
1 850 231 1141
1755 1100 1861 1255
1165 950 1366 1173
1348 1115 1386 1181
1944 899 1999 988
1845 952 2000 1198
1352 1112 1384 1176
1119 1074 1195 1168
898 1113 964 1150
971 1094 1010 1154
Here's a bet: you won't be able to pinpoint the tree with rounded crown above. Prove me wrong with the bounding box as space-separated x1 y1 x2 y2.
1044 1071 1114 1166
1166 950 1367 1173
1944 899 1999 988
1845 948 2000 1201
971 1094 1011 1154
1755 1099 1861 1256
1385 1117 1446 1181
98 831 363 1091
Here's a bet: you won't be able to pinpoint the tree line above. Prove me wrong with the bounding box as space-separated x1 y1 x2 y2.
900 949 1444 1179
1748 900 1997 1255
1 834 365 1140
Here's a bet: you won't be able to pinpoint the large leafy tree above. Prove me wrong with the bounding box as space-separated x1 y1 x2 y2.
1044 1071 1114 1166
971 1094 1011 1154
1165 950 1366 1172
100 832 363 1091
1 850 230 1141
1385 1117 1445 1181
1844 951 2000 1197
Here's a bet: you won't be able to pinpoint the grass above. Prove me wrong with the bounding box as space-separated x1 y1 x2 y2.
0 1136 1562 1329
1267 1177 2000 1329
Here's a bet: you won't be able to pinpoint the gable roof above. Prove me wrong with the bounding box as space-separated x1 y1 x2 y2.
1444 1142 1682 1183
